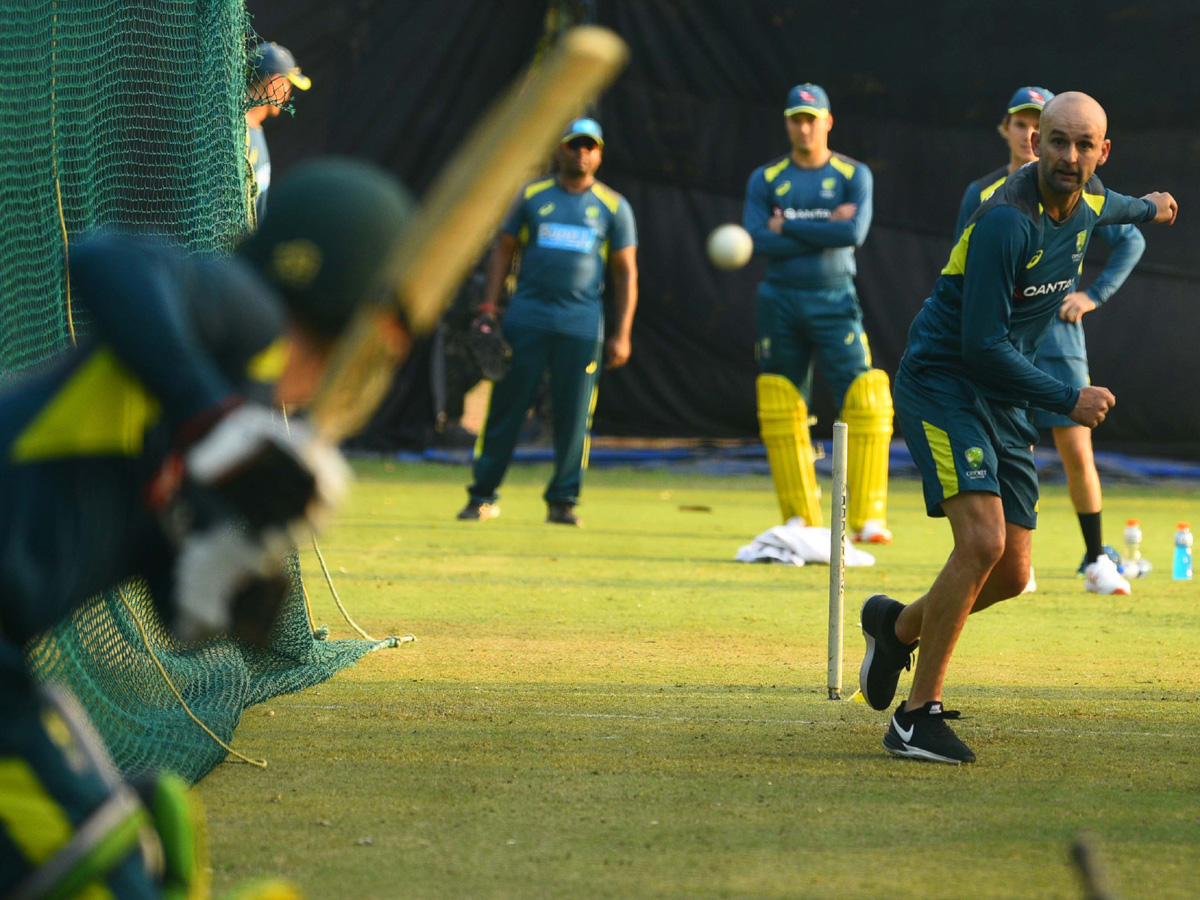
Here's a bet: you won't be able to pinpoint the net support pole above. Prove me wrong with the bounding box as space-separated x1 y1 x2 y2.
827 422 848 700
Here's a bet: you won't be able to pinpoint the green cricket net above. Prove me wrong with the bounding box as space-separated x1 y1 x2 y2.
2 0 395 784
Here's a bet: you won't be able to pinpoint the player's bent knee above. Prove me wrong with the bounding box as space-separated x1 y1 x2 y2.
957 525 1007 571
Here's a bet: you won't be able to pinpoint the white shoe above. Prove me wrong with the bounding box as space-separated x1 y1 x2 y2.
852 519 893 545
1021 567 1037 594
1084 554 1131 596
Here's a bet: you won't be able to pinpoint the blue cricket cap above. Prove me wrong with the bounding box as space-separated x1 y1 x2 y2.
1007 86 1053 114
561 118 604 147
251 42 311 91
784 83 830 117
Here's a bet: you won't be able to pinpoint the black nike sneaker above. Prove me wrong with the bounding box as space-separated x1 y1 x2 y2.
858 594 918 711
883 701 975 765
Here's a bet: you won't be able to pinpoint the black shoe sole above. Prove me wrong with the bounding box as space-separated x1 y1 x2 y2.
859 594 899 711
882 730 975 765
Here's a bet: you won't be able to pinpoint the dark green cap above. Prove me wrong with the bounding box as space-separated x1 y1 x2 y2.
239 158 415 338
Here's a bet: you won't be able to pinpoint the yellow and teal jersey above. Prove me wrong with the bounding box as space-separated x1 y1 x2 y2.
954 165 1009 240
0 234 285 642
904 162 1157 413
501 177 637 341
0 235 283 464
956 165 1146 361
742 152 872 289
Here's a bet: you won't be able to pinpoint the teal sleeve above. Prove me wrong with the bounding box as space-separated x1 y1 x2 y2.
69 236 237 426
780 165 873 248
610 198 637 250
960 208 1080 414
742 171 814 258
955 183 981 242
501 193 526 238
1097 190 1157 227
1085 224 1145 306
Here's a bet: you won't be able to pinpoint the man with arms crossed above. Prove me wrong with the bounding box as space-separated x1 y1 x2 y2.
743 84 893 545
858 93 1175 764
958 86 1146 596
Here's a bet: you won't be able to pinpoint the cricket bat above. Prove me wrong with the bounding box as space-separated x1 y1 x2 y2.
309 26 629 442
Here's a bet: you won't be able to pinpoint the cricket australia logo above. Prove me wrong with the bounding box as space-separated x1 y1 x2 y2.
820 176 836 199
964 446 987 480
1072 229 1087 262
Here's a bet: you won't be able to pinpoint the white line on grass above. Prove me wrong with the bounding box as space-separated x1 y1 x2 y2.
282 704 1195 738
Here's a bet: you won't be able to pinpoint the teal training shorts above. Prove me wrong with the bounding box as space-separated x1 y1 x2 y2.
895 363 1040 529
755 281 871 411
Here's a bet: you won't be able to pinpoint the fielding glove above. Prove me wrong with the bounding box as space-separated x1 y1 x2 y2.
464 314 512 382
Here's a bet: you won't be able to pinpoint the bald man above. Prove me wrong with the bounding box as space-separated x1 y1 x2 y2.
856 93 1176 764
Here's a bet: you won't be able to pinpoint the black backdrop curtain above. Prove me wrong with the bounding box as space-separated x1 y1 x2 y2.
244 0 550 448
590 0 1200 458
249 0 1200 458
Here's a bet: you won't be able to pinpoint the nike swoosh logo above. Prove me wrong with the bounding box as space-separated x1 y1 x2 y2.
893 717 914 742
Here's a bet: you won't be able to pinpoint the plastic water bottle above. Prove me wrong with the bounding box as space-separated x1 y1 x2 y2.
1122 519 1144 578
1173 523 1193 581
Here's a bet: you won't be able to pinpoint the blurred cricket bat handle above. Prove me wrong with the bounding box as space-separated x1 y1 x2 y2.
310 26 629 443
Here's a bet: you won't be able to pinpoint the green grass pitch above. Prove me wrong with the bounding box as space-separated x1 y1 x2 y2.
198 461 1200 900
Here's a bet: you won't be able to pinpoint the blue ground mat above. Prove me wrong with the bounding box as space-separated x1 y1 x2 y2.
371 441 1200 481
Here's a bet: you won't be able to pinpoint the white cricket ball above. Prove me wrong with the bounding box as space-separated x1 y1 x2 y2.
706 223 753 271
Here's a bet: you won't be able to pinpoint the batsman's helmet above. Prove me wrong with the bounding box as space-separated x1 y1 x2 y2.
249 42 311 91
238 158 415 340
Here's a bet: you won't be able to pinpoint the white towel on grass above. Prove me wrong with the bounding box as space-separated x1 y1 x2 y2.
735 517 875 567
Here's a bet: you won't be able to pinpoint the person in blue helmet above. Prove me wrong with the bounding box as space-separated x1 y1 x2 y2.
956 86 1146 597
458 118 638 527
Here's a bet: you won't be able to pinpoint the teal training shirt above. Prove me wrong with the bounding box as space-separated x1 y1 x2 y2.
742 153 872 289
954 166 1008 240
902 162 1157 413
501 177 637 340
954 165 1148 362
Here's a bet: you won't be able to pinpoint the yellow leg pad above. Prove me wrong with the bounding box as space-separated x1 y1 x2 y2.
756 374 822 526
842 369 893 532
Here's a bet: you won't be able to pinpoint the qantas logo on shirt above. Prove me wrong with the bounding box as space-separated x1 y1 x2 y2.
779 207 831 220
1022 279 1075 297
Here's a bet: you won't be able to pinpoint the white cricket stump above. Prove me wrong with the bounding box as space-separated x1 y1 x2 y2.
827 422 848 700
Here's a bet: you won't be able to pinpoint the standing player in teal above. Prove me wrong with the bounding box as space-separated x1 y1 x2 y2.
857 93 1175 764
743 84 893 544
458 118 638 526
246 42 312 223
957 86 1145 596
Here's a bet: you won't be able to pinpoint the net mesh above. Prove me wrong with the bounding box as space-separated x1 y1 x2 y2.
3 0 389 784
